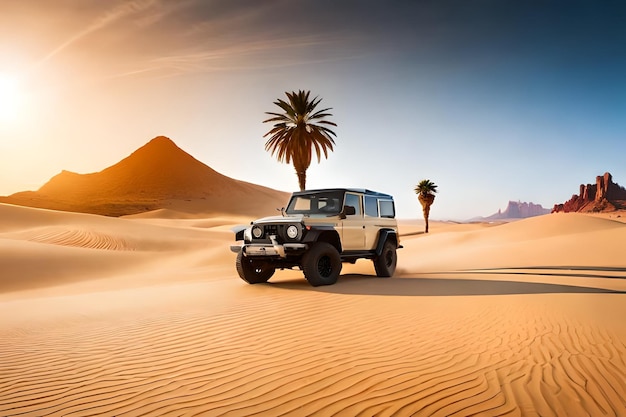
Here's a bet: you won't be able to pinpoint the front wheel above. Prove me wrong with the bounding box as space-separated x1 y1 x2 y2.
236 251 275 284
302 242 342 286
374 240 397 277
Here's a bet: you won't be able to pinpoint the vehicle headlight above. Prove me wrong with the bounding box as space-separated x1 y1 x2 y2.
252 225 263 239
286 224 299 239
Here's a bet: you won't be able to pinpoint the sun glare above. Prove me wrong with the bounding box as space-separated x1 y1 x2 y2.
0 73 23 123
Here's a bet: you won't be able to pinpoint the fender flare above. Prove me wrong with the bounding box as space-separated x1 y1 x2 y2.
375 229 399 256
302 226 342 252
232 225 248 241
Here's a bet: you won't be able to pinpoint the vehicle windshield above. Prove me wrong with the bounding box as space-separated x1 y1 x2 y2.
286 191 345 216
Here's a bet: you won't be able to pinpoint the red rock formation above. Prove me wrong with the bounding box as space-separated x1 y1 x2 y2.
552 172 626 213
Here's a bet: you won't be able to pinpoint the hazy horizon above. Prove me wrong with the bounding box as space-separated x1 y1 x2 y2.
1 1 625 220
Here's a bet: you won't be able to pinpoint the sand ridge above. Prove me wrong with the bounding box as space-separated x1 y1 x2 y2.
1 204 626 416
5 226 133 250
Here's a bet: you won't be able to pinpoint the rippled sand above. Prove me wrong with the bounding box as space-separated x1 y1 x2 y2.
1 204 625 416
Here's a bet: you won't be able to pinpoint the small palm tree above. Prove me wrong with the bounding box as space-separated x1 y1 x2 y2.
263 90 337 191
415 179 438 233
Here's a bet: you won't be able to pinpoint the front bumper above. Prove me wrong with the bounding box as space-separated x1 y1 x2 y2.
230 242 307 258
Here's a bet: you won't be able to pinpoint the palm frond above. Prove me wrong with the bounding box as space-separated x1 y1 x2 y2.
414 179 438 195
263 90 337 189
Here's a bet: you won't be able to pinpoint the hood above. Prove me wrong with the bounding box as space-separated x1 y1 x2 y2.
252 213 340 228
252 214 305 224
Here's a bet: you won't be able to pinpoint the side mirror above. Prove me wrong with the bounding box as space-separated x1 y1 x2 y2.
340 205 356 219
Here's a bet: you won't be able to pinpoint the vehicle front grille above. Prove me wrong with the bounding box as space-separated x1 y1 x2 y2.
249 223 304 243
264 224 279 237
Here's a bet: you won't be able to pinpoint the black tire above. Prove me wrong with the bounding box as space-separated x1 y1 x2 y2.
236 251 275 284
302 242 342 286
374 240 397 277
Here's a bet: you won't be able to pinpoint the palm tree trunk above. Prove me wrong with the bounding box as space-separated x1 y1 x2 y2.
296 170 306 191
418 193 435 233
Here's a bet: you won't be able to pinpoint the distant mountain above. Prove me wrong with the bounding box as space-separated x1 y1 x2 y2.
468 200 550 222
553 172 626 213
0 136 289 217
486 201 550 220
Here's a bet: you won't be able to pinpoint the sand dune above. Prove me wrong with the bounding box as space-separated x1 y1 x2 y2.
1 204 626 416
0 137 289 217
399 214 626 273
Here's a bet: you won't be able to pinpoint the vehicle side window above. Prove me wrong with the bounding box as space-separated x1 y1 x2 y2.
364 196 378 217
344 193 362 216
379 200 395 218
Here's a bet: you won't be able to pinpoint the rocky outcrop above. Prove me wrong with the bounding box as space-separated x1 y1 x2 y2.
552 172 626 213
487 201 550 220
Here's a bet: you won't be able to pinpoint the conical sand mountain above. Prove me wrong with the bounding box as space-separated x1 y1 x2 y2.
2 136 288 217
40 136 232 199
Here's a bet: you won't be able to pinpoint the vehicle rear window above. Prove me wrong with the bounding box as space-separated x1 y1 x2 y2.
379 200 395 218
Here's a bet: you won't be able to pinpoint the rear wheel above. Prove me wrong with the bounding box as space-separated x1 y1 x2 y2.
236 251 275 284
302 242 342 286
374 240 397 277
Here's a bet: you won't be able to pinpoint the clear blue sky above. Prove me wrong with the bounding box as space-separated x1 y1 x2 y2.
1 1 625 220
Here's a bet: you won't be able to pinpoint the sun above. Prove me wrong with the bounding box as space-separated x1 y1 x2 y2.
0 73 23 123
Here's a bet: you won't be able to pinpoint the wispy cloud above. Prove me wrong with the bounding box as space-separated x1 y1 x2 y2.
31 0 373 82
35 0 169 67
108 32 366 80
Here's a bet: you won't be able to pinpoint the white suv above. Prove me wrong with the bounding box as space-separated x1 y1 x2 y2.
230 188 401 286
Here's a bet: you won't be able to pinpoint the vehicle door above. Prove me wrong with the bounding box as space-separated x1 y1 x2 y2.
341 192 365 250
363 196 382 250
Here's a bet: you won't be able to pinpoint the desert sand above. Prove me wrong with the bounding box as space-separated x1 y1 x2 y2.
1 202 626 416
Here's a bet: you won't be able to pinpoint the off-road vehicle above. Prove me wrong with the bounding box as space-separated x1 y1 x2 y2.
230 188 401 286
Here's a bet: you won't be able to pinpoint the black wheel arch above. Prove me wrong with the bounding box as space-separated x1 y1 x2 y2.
375 229 399 256
302 227 342 253
233 225 247 241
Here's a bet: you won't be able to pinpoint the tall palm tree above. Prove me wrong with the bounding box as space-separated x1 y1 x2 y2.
415 179 438 233
263 90 337 191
